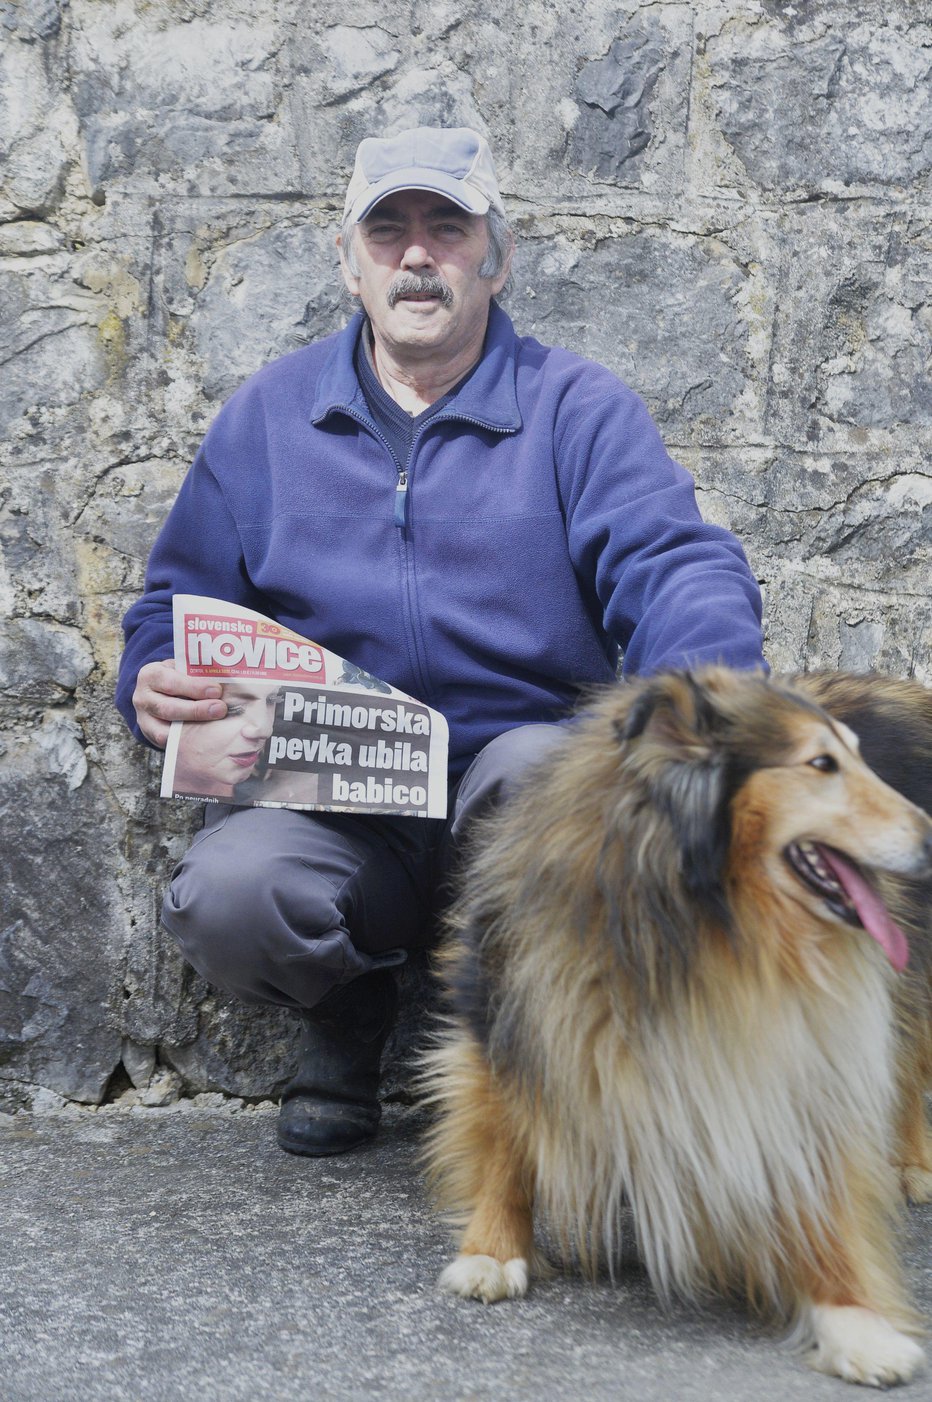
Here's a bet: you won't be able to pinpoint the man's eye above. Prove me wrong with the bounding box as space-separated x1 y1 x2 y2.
225 705 243 717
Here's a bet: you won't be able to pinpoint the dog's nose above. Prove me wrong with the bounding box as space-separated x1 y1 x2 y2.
918 824 932 879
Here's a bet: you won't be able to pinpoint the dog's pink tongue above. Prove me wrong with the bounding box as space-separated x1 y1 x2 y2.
817 846 909 972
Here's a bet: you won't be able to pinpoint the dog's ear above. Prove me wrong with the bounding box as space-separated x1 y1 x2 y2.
615 684 662 743
617 673 735 911
655 752 732 906
614 671 731 749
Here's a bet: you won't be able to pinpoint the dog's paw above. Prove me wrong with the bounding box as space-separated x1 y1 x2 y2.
439 1253 529 1304
808 1305 926 1387
901 1162 932 1204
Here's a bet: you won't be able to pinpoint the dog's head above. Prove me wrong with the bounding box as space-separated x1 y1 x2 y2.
604 668 932 974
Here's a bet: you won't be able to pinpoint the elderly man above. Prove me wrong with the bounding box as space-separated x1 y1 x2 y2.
117 127 765 1156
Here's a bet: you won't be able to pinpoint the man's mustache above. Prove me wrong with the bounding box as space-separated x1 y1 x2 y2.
387 274 454 309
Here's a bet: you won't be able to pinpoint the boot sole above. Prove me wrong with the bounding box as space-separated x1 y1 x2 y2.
276 1126 377 1157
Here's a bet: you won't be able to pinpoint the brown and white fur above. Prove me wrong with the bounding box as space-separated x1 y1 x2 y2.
792 672 932 1204
422 669 932 1387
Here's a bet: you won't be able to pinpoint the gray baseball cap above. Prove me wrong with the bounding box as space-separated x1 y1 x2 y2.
343 126 505 224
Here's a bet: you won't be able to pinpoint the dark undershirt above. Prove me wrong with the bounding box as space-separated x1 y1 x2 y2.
354 321 475 470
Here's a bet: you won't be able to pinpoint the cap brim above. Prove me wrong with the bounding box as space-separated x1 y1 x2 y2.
348 170 491 224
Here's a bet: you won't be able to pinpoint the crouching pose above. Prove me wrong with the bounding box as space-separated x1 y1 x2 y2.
117 127 764 1157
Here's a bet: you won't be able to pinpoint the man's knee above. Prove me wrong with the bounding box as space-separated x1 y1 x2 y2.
160 807 435 1009
451 723 565 842
161 810 359 1007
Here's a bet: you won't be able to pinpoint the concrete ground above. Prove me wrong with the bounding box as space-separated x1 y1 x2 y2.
1 1101 930 1402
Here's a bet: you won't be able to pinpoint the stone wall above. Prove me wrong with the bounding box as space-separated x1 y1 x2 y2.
2 0 930 1107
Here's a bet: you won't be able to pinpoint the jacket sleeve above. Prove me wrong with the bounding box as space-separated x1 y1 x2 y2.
556 381 766 676
115 444 269 744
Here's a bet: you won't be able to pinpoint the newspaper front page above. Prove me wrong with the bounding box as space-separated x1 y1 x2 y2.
160 595 449 818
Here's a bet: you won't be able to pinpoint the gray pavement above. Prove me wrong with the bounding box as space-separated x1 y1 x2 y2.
1 1101 930 1402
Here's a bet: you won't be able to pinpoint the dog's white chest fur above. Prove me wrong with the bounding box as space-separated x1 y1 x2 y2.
536 953 897 1303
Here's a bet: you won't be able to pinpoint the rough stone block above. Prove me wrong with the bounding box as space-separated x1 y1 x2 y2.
0 259 107 435
749 567 931 683
765 208 932 451
705 2 932 196
0 619 94 704
171 212 346 402
694 446 930 598
509 215 767 443
74 457 192 588
0 8 72 215
773 573 932 684
0 727 124 1105
69 0 300 198
568 10 691 192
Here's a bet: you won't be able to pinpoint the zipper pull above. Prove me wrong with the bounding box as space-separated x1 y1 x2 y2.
394 469 408 527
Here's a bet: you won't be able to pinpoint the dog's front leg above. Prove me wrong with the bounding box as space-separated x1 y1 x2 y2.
434 1060 538 1304
893 1003 932 1203
792 1193 925 1386
439 1177 536 1304
806 1305 925 1388
894 1061 932 1203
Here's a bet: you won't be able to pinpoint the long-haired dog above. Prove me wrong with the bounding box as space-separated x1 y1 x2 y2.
422 668 932 1387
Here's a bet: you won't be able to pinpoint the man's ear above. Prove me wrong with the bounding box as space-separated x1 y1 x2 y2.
336 233 360 298
489 229 514 297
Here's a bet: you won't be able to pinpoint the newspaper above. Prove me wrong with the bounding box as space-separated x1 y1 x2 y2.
160 595 449 818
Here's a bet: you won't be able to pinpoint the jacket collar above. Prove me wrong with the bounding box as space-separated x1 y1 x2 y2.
310 302 522 434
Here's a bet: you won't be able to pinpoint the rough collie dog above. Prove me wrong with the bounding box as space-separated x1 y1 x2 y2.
423 669 932 1387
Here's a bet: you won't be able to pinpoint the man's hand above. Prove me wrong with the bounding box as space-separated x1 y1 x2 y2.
132 660 227 748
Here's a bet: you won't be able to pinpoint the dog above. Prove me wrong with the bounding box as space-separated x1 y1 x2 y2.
422 668 932 1388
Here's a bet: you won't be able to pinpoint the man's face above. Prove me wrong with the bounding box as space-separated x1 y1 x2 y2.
338 189 510 366
174 682 278 797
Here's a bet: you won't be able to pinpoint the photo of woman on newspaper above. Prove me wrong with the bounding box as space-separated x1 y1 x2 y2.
169 681 281 800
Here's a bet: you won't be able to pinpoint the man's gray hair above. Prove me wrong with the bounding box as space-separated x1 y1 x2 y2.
340 205 514 298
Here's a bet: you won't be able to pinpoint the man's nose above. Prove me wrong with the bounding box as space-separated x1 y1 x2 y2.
400 240 434 270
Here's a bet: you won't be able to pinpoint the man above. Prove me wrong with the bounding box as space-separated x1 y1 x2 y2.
117 127 765 1156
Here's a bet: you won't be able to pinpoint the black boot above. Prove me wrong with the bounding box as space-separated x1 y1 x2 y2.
276 969 399 1157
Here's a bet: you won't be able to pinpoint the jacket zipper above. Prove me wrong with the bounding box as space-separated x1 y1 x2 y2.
332 405 431 699
331 405 411 527
323 403 516 700
394 468 408 527
326 403 514 525
392 411 510 525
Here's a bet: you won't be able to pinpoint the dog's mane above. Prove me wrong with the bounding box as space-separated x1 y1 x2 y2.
446 671 806 1047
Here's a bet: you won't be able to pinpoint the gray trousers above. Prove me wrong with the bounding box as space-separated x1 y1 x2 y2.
161 723 563 1010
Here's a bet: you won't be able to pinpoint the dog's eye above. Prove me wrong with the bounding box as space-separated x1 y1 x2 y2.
808 754 838 773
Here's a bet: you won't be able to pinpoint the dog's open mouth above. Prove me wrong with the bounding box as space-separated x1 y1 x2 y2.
785 841 909 971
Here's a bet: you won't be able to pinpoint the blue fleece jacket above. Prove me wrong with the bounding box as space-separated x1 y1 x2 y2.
117 305 765 776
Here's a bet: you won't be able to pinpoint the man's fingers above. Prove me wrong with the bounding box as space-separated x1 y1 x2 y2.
132 660 227 747
137 659 223 701
139 693 228 725
141 717 171 749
